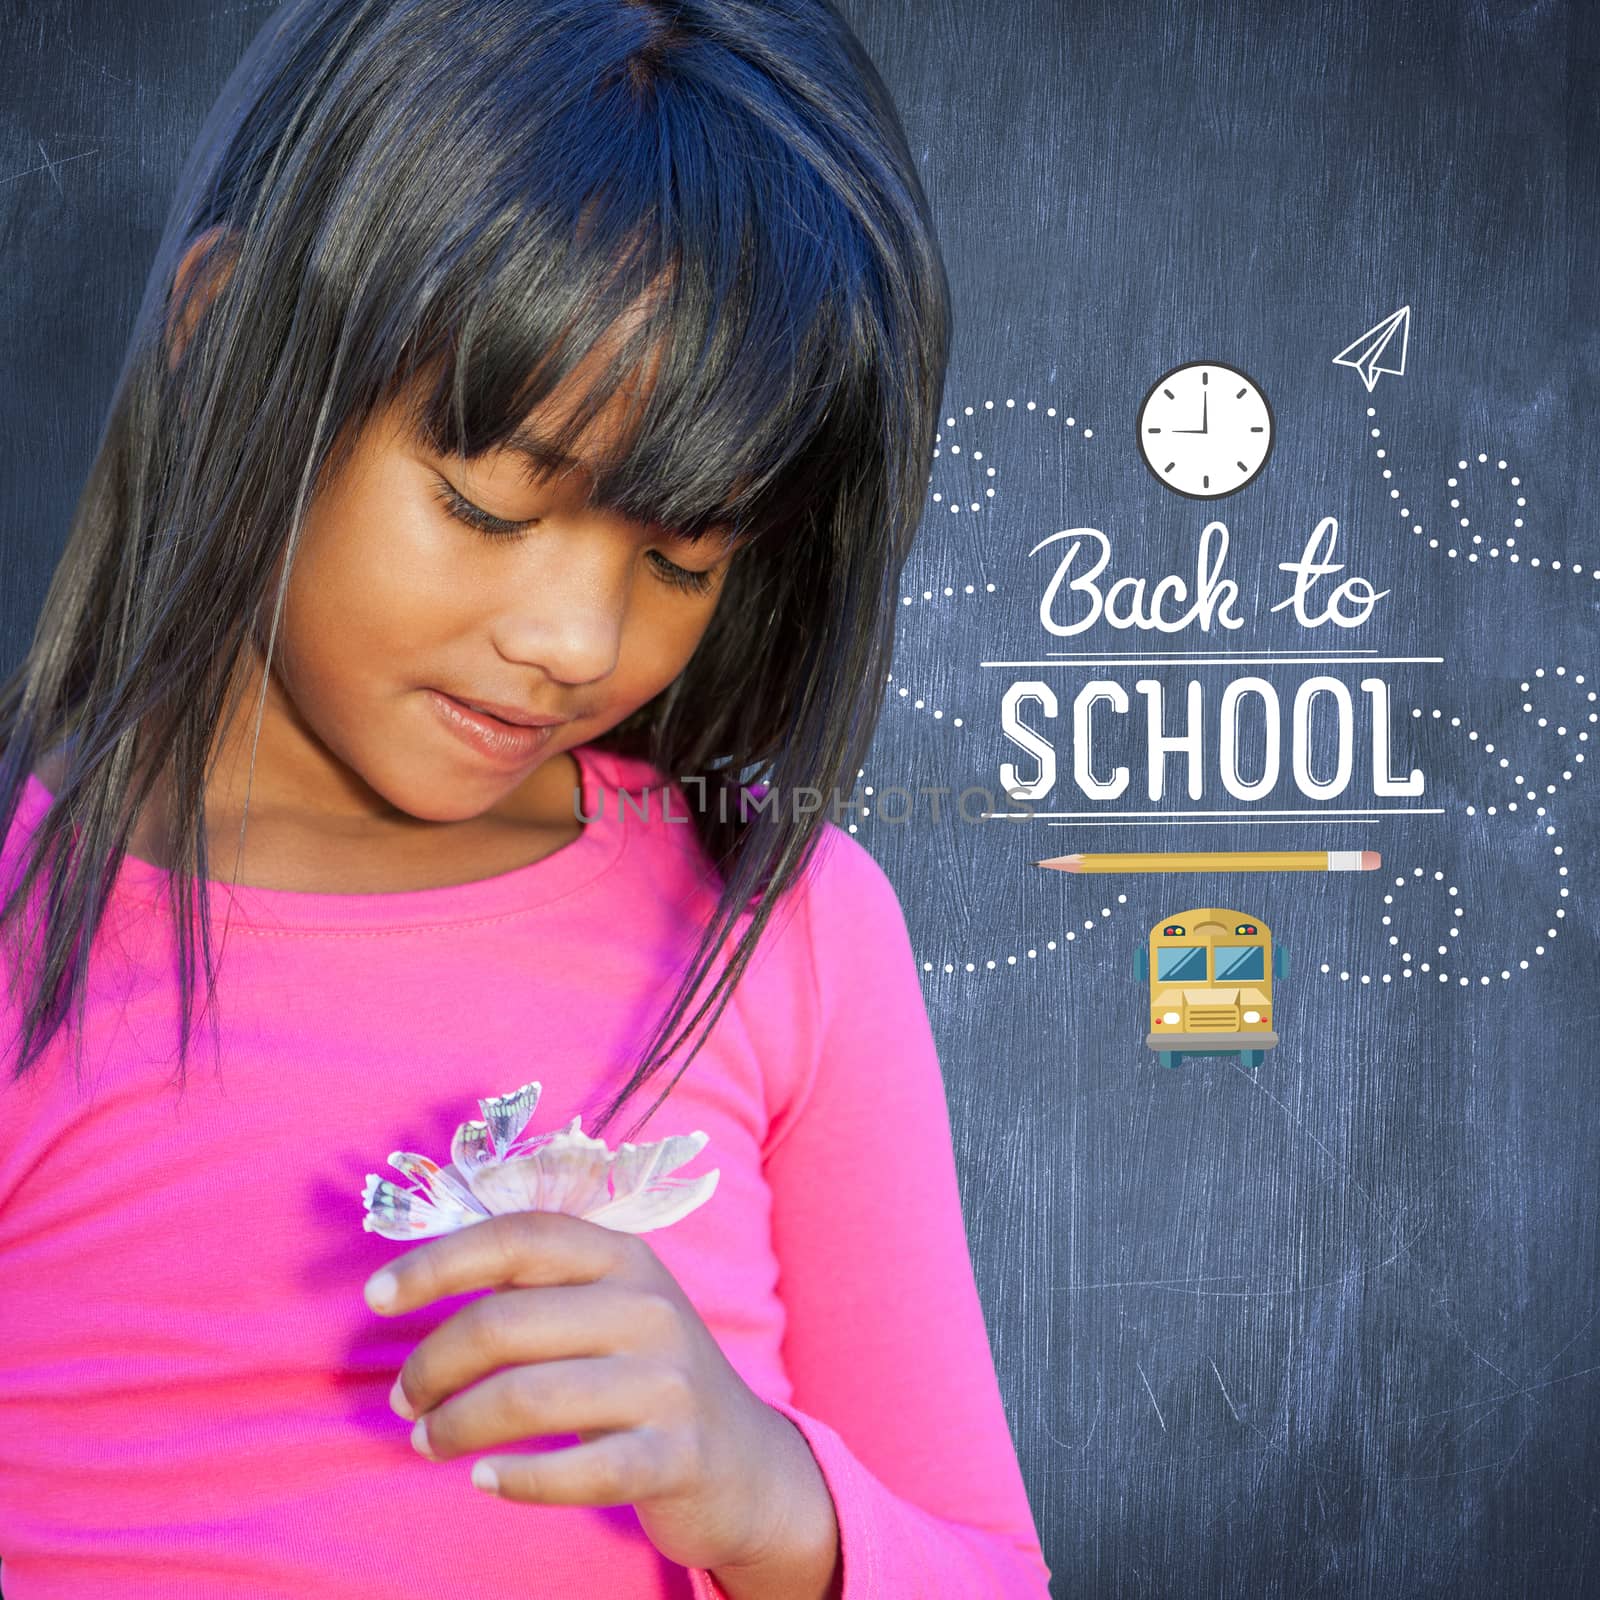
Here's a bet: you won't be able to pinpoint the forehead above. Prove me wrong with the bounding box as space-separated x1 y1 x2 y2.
505 292 665 477
373 270 756 546
492 356 662 492
396 296 666 493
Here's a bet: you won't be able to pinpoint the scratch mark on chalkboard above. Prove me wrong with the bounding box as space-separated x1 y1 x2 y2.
1412 1361 1600 1422
1082 1392 1103 1451
1209 1356 1242 1421
1393 1424 1536 1481
1041 1389 1103 1455
35 142 61 195
56 40 189 106
1236 1062 1385 1222
1532 1304 1600 1377
0 147 98 188
1135 1360 1166 1430
59 40 134 89
1491 1427 1535 1495
1060 1204 1434 1298
1434 1296 1519 1387
1251 1438 1274 1499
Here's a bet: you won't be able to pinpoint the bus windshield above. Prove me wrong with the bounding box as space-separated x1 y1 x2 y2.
1155 945 1208 982
1214 945 1266 982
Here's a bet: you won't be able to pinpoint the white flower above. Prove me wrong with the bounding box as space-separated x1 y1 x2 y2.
361 1079 718 1239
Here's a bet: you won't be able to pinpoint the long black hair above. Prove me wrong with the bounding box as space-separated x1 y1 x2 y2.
0 0 948 1147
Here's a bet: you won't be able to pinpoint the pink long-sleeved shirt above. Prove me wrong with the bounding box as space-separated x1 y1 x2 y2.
0 740 1051 1598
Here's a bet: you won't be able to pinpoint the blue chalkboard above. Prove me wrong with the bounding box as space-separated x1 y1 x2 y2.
833 0 1597 1594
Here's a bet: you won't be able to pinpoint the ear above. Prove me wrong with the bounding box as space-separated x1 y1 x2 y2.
165 222 240 373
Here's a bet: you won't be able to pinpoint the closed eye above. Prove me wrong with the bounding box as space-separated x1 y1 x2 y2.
430 476 720 596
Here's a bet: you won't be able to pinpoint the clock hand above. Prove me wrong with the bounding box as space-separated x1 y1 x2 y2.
1172 392 1207 435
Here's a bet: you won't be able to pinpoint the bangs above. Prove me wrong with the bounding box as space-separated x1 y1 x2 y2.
337 33 879 551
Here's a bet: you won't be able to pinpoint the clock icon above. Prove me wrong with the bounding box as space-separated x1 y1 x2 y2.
1136 360 1274 499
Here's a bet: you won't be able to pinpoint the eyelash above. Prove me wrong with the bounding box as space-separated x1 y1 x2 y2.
430 478 717 596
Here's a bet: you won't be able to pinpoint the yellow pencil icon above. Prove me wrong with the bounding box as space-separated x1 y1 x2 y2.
1035 849 1381 873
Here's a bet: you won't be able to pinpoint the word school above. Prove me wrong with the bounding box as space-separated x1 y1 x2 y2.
1000 676 1425 803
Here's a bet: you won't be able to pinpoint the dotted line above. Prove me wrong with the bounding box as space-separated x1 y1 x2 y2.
1318 862 1565 987
922 395 1095 523
1412 669 1591 804
1368 405 1598 576
918 894 1128 976
901 582 997 608
1316 678 1581 986
883 672 967 727
842 756 1130 975
1509 666 1597 746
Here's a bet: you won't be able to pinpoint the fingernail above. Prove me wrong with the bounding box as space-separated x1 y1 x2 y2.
388 1375 415 1421
471 1460 500 1494
365 1271 398 1311
411 1415 435 1459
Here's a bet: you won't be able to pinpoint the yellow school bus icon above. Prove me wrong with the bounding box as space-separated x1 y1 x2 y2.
1132 908 1289 1070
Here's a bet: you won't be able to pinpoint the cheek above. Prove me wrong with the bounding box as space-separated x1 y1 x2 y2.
275 488 460 697
622 589 723 692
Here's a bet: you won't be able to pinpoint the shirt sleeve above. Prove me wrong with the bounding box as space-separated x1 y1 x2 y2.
687 825 1053 1597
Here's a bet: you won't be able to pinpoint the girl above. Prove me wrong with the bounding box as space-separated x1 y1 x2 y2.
0 1 1053 1595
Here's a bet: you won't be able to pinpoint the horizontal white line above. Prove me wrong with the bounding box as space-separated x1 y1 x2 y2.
981 808 1446 818
981 657 1446 667
1016 817 1440 828
1044 649 1382 657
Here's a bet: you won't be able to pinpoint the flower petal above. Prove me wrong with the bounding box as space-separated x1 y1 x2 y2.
582 1168 720 1233
389 1151 492 1220
465 1117 614 1217
361 1159 488 1238
476 1079 544 1157
450 1117 494 1176
608 1131 710 1201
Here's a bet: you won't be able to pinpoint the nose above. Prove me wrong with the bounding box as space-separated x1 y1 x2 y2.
485 524 633 688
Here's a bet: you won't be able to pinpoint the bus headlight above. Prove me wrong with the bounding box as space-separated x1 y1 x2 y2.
1162 1010 1181 1025
1243 1009 1262 1023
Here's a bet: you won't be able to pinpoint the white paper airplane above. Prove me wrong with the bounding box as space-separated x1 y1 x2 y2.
1332 306 1411 391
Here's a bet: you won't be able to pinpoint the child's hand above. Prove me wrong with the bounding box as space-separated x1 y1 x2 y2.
363 1208 824 1575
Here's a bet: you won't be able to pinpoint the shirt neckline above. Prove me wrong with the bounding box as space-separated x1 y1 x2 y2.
16 741 633 931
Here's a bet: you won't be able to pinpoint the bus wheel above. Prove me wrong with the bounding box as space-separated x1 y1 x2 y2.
1238 1049 1264 1069
1158 1051 1182 1070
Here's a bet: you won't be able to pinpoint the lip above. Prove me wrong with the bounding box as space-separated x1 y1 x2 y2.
427 689 560 769
440 693 567 728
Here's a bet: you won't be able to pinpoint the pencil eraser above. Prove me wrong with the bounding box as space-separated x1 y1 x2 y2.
1329 850 1374 871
